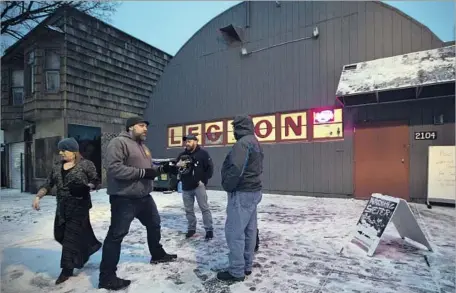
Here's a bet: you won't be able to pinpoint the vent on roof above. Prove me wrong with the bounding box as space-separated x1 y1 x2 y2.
219 24 244 44
343 64 357 71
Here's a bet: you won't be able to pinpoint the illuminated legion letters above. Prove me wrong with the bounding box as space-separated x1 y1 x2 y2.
167 108 343 148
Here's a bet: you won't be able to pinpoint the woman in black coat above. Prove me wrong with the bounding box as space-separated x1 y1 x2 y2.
32 138 101 285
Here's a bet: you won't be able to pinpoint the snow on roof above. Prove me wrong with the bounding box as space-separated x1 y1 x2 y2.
336 45 455 97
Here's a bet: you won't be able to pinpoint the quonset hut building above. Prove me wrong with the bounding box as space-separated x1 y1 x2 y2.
144 1 455 202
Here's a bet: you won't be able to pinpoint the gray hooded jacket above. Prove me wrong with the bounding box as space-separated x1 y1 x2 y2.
221 115 264 192
105 131 161 198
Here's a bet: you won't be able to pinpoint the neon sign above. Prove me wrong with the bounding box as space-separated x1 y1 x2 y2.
314 110 335 124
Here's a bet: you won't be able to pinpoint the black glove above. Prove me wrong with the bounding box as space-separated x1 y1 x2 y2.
68 183 91 198
144 168 159 179
162 162 178 175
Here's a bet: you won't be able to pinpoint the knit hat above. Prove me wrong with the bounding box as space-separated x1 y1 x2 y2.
126 116 149 131
183 134 198 141
58 137 79 152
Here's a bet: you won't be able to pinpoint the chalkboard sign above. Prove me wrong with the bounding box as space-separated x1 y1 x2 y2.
351 193 432 257
356 195 398 238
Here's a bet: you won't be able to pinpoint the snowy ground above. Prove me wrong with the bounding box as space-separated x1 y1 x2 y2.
0 188 454 293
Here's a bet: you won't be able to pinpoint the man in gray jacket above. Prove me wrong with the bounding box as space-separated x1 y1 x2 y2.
217 115 264 282
98 116 177 291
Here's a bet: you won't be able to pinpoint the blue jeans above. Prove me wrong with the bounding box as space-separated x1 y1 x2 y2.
225 191 262 277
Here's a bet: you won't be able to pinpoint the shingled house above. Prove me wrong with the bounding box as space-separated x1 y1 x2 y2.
1 5 172 192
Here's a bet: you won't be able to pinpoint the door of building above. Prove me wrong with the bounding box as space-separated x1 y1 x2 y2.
354 123 410 201
9 142 25 190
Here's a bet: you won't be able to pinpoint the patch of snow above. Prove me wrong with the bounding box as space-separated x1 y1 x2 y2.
336 45 455 97
0 189 454 293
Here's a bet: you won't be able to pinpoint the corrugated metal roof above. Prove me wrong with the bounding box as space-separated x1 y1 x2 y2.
336 45 455 97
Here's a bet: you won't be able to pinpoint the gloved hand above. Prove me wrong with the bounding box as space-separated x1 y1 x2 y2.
68 183 91 197
162 162 178 175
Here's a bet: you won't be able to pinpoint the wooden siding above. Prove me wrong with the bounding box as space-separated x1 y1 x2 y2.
64 10 170 127
145 1 447 199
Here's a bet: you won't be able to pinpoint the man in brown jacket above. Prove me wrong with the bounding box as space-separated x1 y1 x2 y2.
98 116 177 291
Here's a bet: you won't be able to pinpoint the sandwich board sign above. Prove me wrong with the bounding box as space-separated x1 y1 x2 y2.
351 193 432 257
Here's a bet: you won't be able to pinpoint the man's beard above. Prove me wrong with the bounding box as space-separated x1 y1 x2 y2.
133 130 146 141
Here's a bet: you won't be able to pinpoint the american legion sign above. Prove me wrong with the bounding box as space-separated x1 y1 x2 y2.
167 108 343 148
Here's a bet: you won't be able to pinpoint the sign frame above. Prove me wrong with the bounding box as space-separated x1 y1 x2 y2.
351 193 433 257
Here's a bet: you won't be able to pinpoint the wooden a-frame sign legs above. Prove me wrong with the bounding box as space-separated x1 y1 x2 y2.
351 193 433 257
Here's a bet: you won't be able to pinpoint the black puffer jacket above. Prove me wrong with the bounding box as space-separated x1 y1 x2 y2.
176 146 214 191
221 115 264 192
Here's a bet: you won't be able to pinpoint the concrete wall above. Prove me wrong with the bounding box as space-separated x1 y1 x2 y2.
144 1 447 199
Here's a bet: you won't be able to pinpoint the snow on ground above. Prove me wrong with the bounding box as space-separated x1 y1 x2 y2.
0 188 454 293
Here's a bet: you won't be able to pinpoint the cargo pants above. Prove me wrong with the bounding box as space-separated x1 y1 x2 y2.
182 182 213 231
225 190 262 278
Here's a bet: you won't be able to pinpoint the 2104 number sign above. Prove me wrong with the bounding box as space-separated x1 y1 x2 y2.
414 131 437 140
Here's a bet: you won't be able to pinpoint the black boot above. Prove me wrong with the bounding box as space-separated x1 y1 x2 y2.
255 229 259 252
150 247 177 264
98 276 131 290
205 230 213 240
186 230 196 238
245 271 252 276
55 268 73 285
216 271 245 282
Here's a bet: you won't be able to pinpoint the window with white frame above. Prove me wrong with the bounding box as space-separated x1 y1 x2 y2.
11 69 24 106
44 50 60 92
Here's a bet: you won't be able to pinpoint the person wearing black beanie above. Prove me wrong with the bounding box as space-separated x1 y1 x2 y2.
32 137 101 285
98 116 178 290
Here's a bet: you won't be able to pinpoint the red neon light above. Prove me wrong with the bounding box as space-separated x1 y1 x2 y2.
314 109 335 124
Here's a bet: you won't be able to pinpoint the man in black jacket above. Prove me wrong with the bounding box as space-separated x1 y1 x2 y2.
217 115 264 282
176 134 214 240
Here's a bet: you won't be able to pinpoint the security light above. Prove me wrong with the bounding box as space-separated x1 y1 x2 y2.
313 27 319 38
241 47 249 56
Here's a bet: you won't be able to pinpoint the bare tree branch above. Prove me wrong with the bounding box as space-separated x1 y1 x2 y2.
1 1 119 39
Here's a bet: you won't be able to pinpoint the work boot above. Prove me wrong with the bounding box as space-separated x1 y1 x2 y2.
98 276 131 291
186 230 196 238
55 268 73 285
150 247 177 264
216 271 245 282
255 229 259 252
205 230 213 240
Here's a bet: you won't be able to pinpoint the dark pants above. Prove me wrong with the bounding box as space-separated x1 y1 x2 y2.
99 194 163 279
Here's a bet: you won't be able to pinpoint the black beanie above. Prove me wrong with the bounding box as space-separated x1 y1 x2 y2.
126 116 149 131
58 137 79 152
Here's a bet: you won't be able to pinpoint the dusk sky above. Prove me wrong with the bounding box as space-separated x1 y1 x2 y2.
110 1 455 56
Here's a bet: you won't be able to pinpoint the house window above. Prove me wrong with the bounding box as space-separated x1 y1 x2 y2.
25 50 35 97
44 50 60 92
11 69 24 106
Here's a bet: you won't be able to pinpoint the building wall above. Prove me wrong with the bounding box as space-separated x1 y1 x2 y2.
145 1 446 199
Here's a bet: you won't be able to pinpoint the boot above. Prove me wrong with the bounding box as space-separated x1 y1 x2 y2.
150 247 177 264
245 271 252 276
98 276 131 290
205 230 213 240
216 271 245 282
55 268 73 285
255 229 259 252
186 230 196 238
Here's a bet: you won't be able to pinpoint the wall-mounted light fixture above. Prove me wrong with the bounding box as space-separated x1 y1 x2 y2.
240 47 249 56
313 26 319 38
